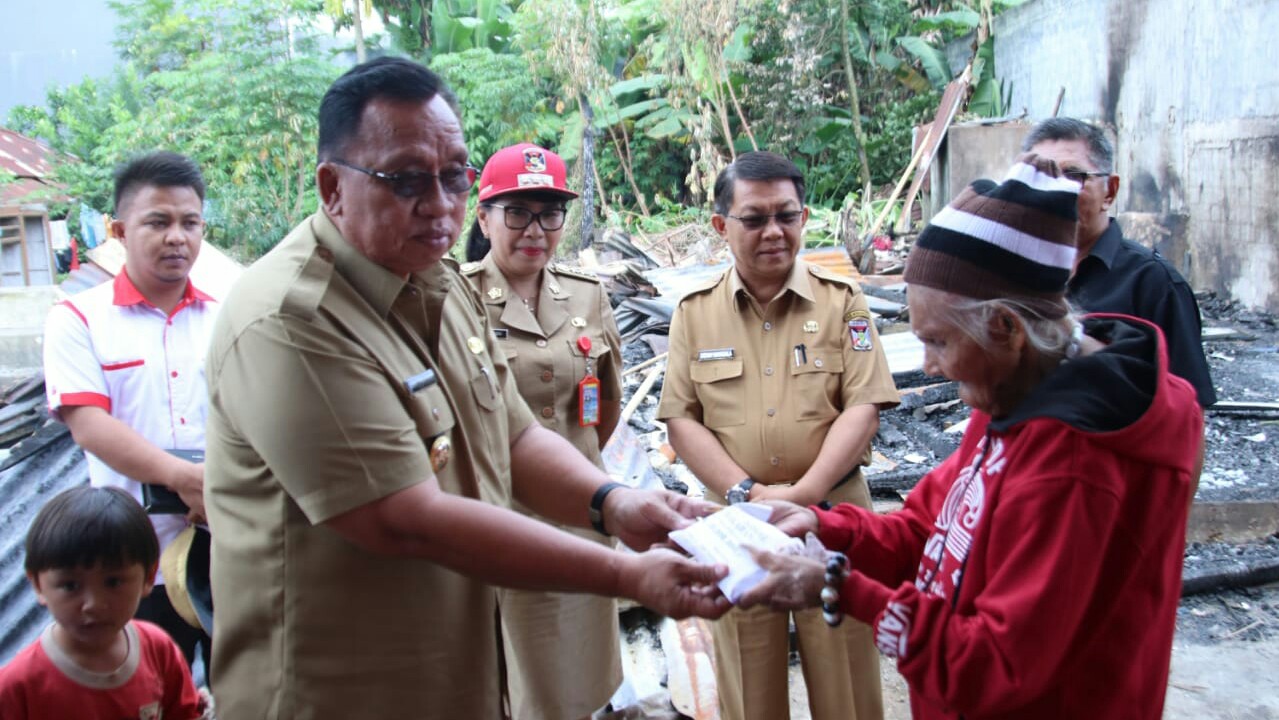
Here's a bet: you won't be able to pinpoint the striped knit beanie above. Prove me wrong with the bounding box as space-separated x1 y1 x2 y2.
905 153 1080 318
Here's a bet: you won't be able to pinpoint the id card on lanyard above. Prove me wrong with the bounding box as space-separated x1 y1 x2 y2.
576 336 601 427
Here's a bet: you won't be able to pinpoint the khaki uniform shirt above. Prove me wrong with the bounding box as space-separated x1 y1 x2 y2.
462 255 623 469
205 212 535 719
657 259 899 486
462 256 624 720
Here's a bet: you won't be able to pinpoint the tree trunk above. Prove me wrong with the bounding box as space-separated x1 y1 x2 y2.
578 93 597 250
840 0 873 199
352 0 367 62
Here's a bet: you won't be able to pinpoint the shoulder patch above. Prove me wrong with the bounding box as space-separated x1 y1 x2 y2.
807 262 859 287
460 261 482 276
550 263 601 283
280 247 336 320
677 271 728 305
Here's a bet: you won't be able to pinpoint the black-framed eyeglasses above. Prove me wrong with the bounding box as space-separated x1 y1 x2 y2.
726 211 804 230
489 204 568 231
330 159 477 198
1062 169 1110 184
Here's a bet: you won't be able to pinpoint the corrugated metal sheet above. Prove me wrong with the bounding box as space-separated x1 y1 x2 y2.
0 422 86 664
0 128 61 207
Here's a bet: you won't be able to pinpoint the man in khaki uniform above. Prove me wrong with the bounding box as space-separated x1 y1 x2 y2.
204 57 729 719
658 151 899 720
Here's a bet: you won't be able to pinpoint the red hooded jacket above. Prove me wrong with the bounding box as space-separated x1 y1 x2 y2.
816 315 1202 719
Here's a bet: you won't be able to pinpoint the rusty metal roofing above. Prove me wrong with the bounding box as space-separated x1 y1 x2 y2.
0 127 63 207
0 128 55 180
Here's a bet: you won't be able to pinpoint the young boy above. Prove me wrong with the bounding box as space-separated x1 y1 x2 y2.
0 486 204 719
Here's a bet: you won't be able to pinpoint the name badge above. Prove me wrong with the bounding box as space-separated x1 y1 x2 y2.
404 369 438 394
697 348 735 361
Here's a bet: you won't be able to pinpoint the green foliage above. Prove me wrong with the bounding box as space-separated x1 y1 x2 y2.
967 36 1011 117
430 48 562 161
897 36 952 90
12 0 341 260
10 0 1028 259
431 0 516 53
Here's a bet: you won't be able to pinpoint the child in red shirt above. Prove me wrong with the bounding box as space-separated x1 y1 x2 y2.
0 486 204 719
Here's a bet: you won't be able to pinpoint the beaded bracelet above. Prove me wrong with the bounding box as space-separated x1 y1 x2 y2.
821 552 849 627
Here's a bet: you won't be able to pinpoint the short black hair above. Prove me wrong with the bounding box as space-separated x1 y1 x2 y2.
1021 118 1115 174
712 151 806 215
465 218 490 262
25 486 160 574
318 56 461 163
112 151 206 215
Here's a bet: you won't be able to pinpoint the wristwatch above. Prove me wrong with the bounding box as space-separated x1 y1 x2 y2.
726 477 756 505
589 481 626 536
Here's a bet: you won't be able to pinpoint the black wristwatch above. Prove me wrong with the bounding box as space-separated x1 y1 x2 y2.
589 481 626 536
726 477 756 505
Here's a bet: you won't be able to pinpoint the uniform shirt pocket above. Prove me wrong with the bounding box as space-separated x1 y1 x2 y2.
100 358 146 401
689 359 746 428
469 364 502 412
789 350 843 422
566 339 611 379
405 381 457 440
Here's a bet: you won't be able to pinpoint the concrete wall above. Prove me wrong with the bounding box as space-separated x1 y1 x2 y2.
0 286 59 381
990 0 1279 311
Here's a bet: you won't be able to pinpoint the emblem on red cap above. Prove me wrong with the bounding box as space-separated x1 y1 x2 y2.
523 148 546 173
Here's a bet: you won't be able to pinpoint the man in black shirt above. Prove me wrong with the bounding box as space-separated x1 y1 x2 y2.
1023 118 1216 407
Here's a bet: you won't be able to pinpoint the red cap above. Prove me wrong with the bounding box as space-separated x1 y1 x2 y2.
477 143 578 202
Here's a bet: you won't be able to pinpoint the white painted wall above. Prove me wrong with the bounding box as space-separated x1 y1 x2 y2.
991 0 1279 311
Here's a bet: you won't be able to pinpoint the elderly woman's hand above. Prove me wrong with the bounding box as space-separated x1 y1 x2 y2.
753 499 820 538
735 547 826 612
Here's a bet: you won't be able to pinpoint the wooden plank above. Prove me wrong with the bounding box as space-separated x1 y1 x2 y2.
17 213 29 285
620 366 663 424
1187 500 1279 544
660 617 718 719
1201 327 1256 341
1210 401 1279 413
898 77 970 233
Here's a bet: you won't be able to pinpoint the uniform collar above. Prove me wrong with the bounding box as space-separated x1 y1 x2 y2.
1081 218 1123 271
727 257 816 306
313 211 409 318
479 255 568 338
112 268 213 311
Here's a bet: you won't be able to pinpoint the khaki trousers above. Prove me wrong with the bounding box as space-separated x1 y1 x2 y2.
711 475 884 720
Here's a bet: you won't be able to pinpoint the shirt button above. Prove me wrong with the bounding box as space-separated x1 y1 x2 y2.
770 457 780 466
541 370 553 382
536 339 548 348
167 320 173 326
814 359 824 368
763 322 772 331
180 418 186 425
171 371 178 378
764 366 774 376
541 407 554 418
766 408 776 417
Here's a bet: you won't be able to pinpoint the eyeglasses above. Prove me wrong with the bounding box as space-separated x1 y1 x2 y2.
1061 169 1110 184
726 211 804 230
489 204 567 231
330 159 477 198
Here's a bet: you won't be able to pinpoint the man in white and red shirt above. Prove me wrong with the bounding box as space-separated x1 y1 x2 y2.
43 151 216 669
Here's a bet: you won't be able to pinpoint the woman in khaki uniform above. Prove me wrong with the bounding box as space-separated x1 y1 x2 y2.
462 143 624 720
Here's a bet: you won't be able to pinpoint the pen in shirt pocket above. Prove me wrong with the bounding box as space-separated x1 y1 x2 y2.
794 343 807 366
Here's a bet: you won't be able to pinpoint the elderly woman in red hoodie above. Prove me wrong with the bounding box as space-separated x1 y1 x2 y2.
741 154 1203 720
